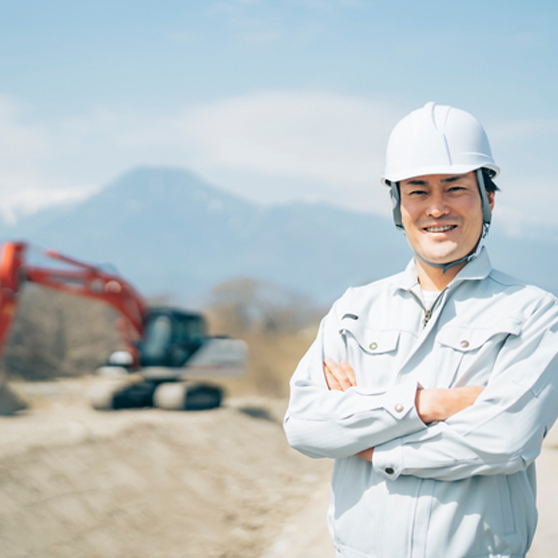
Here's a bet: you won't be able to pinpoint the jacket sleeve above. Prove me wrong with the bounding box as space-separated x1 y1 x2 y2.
283 290 427 459
373 295 558 481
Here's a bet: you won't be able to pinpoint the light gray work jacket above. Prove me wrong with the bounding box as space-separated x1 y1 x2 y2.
284 249 558 558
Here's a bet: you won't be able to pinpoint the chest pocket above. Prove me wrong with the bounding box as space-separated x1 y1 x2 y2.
340 319 400 389
435 318 522 387
340 321 400 354
437 318 521 352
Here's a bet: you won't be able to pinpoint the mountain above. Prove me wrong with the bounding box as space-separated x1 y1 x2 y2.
1 167 557 305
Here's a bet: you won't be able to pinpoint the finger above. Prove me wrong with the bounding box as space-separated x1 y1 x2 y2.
340 360 357 387
324 360 342 390
324 357 339 371
324 358 353 392
333 360 354 391
324 357 353 391
324 358 352 391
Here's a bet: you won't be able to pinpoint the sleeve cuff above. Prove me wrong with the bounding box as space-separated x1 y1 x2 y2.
354 379 424 420
352 381 426 448
373 438 404 480
369 382 425 480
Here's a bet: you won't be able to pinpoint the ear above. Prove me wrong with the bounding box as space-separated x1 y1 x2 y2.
487 191 495 212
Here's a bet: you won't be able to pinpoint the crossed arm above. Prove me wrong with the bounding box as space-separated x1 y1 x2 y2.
323 357 483 461
285 293 558 479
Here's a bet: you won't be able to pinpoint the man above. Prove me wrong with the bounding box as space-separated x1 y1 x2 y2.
284 102 558 558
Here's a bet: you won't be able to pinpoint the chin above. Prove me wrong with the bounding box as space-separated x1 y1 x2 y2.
420 251 463 265
420 243 466 264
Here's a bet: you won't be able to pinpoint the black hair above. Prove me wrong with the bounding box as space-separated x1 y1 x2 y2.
482 168 500 193
386 168 500 192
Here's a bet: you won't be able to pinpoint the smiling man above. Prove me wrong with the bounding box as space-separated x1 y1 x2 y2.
284 102 558 558
400 172 492 282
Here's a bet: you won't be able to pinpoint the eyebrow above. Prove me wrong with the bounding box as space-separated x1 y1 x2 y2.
403 175 465 186
441 176 463 183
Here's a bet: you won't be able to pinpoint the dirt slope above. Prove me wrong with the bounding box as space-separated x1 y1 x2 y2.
3 379 556 558
0 389 331 558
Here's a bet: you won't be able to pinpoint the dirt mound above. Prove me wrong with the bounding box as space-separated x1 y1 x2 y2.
0 396 331 558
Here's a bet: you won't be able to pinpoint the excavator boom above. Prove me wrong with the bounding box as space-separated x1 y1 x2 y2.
0 241 146 364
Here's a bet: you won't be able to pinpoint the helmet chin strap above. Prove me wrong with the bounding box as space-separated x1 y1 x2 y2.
392 169 492 274
414 225 489 274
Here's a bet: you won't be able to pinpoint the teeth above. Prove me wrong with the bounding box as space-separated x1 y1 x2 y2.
426 226 454 232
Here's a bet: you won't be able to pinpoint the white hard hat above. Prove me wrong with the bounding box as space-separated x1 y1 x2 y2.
383 102 499 272
382 102 500 185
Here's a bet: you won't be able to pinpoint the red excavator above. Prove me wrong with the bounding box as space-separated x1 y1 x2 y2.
0 241 247 410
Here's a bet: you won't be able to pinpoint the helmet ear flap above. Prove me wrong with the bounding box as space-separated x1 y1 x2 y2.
390 182 404 231
476 169 492 228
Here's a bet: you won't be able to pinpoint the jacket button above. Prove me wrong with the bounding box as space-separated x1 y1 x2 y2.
385 467 394 475
369 342 378 350
394 404 404 413
460 340 470 348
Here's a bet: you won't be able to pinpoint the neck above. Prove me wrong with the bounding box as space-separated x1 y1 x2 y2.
415 257 467 291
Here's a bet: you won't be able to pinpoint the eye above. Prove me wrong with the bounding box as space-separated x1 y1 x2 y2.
448 185 467 193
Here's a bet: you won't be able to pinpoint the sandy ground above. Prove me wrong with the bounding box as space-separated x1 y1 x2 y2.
260 475 333 558
1 379 558 558
526 427 558 558
0 380 332 558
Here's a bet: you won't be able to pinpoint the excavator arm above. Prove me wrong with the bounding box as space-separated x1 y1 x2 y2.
0 241 147 366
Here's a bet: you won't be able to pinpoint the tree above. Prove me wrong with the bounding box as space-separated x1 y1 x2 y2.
204 277 324 336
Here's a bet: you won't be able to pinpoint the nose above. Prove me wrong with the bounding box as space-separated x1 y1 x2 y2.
427 191 450 218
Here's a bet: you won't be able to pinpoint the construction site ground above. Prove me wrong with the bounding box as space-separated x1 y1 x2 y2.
1 378 557 558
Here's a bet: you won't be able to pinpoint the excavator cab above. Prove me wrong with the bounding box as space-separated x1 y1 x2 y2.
92 307 235 410
139 309 205 368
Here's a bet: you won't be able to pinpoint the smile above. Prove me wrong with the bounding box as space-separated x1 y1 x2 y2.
424 225 456 232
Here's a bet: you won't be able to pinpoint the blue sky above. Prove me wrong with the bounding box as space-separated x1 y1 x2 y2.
1 0 557 235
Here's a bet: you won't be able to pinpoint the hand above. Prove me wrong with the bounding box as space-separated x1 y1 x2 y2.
355 447 374 462
323 357 373 461
323 357 356 391
416 386 484 424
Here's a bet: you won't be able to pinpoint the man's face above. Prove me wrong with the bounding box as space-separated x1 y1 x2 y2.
399 172 495 266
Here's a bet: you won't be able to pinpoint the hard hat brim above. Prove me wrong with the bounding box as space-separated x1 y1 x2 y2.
382 162 500 186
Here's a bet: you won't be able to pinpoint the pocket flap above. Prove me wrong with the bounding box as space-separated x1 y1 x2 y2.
340 320 400 355
437 318 522 352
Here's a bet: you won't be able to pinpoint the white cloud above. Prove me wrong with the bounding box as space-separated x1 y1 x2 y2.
185 92 379 180
0 91 402 220
0 97 164 222
0 184 101 226
0 96 72 222
181 91 400 211
1 91 558 236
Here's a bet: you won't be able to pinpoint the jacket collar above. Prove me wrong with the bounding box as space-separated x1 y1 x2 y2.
395 247 493 294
